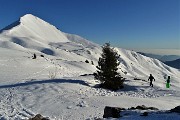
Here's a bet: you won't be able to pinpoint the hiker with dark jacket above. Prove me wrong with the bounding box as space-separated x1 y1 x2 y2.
148 74 155 87
166 76 170 88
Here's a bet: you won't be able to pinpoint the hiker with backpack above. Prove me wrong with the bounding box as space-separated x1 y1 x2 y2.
148 74 155 87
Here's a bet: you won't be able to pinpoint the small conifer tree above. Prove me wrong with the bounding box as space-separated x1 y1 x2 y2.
94 43 124 91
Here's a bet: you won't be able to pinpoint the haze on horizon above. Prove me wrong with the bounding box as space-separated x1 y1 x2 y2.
0 0 179 55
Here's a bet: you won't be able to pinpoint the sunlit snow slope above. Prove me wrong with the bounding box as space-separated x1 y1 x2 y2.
0 14 179 91
0 14 180 120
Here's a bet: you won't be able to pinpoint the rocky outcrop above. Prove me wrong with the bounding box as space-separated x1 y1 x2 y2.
170 106 180 113
103 105 180 119
103 106 125 118
103 105 158 118
130 105 159 110
28 114 50 120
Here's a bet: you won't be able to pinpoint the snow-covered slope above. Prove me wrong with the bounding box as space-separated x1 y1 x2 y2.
0 14 70 55
63 32 99 48
0 14 180 120
1 14 69 43
137 52 180 62
117 48 180 78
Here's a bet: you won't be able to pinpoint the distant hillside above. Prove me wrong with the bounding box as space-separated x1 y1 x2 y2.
137 52 162 60
164 59 180 69
138 52 180 62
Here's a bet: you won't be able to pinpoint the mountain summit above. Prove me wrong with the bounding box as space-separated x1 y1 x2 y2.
0 14 69 43
0 14 99 56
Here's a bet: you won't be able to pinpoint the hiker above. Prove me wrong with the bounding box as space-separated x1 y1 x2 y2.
148 74 155 87
166 76 170 88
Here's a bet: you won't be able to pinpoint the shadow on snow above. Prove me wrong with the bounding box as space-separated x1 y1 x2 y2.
0 79 90 89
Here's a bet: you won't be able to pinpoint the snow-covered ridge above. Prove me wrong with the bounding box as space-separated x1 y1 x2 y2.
63 32 99 48
0 20 20 33
116 48 179 77
0 14 69 43
0 14 102 57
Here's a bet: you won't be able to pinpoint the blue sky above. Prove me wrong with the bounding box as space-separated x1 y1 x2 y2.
0 0 179 51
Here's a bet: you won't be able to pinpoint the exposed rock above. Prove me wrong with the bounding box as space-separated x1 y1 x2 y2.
28 114 50 120
40 55 44 57
103 106 125 118
148 107 159 110
170 106 180 113
130 105 158 110
77 101 88 107
140 112 148 116
136 105 148 110
85 59 89 63
101 105 180 119
32 53 36 59
103 105 159 118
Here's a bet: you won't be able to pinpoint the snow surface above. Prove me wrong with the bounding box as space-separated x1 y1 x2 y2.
0 14 180 120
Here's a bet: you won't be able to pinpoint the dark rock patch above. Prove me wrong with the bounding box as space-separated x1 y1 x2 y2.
28 114 50 120
103 106 125 118
170 106 180 113
129 105 158 110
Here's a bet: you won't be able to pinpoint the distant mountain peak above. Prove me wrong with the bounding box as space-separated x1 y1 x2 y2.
21 14 36 18
1 14 57 33
0 14 102 47
0 14 37 32
20 14 36 22
0 14 70 43
19 14 48 26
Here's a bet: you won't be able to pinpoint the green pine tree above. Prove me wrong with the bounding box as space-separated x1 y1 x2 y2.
94 43 125 91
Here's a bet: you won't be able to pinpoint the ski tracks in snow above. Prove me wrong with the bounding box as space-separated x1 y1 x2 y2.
0 87 34 120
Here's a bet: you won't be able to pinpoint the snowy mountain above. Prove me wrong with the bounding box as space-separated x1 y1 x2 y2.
63 32 99 48
0 14 69 43
0 14 180 120
160 55 180 62
138 52 180 69
164 59 180 69
138 52 180 62
0 14 69 55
